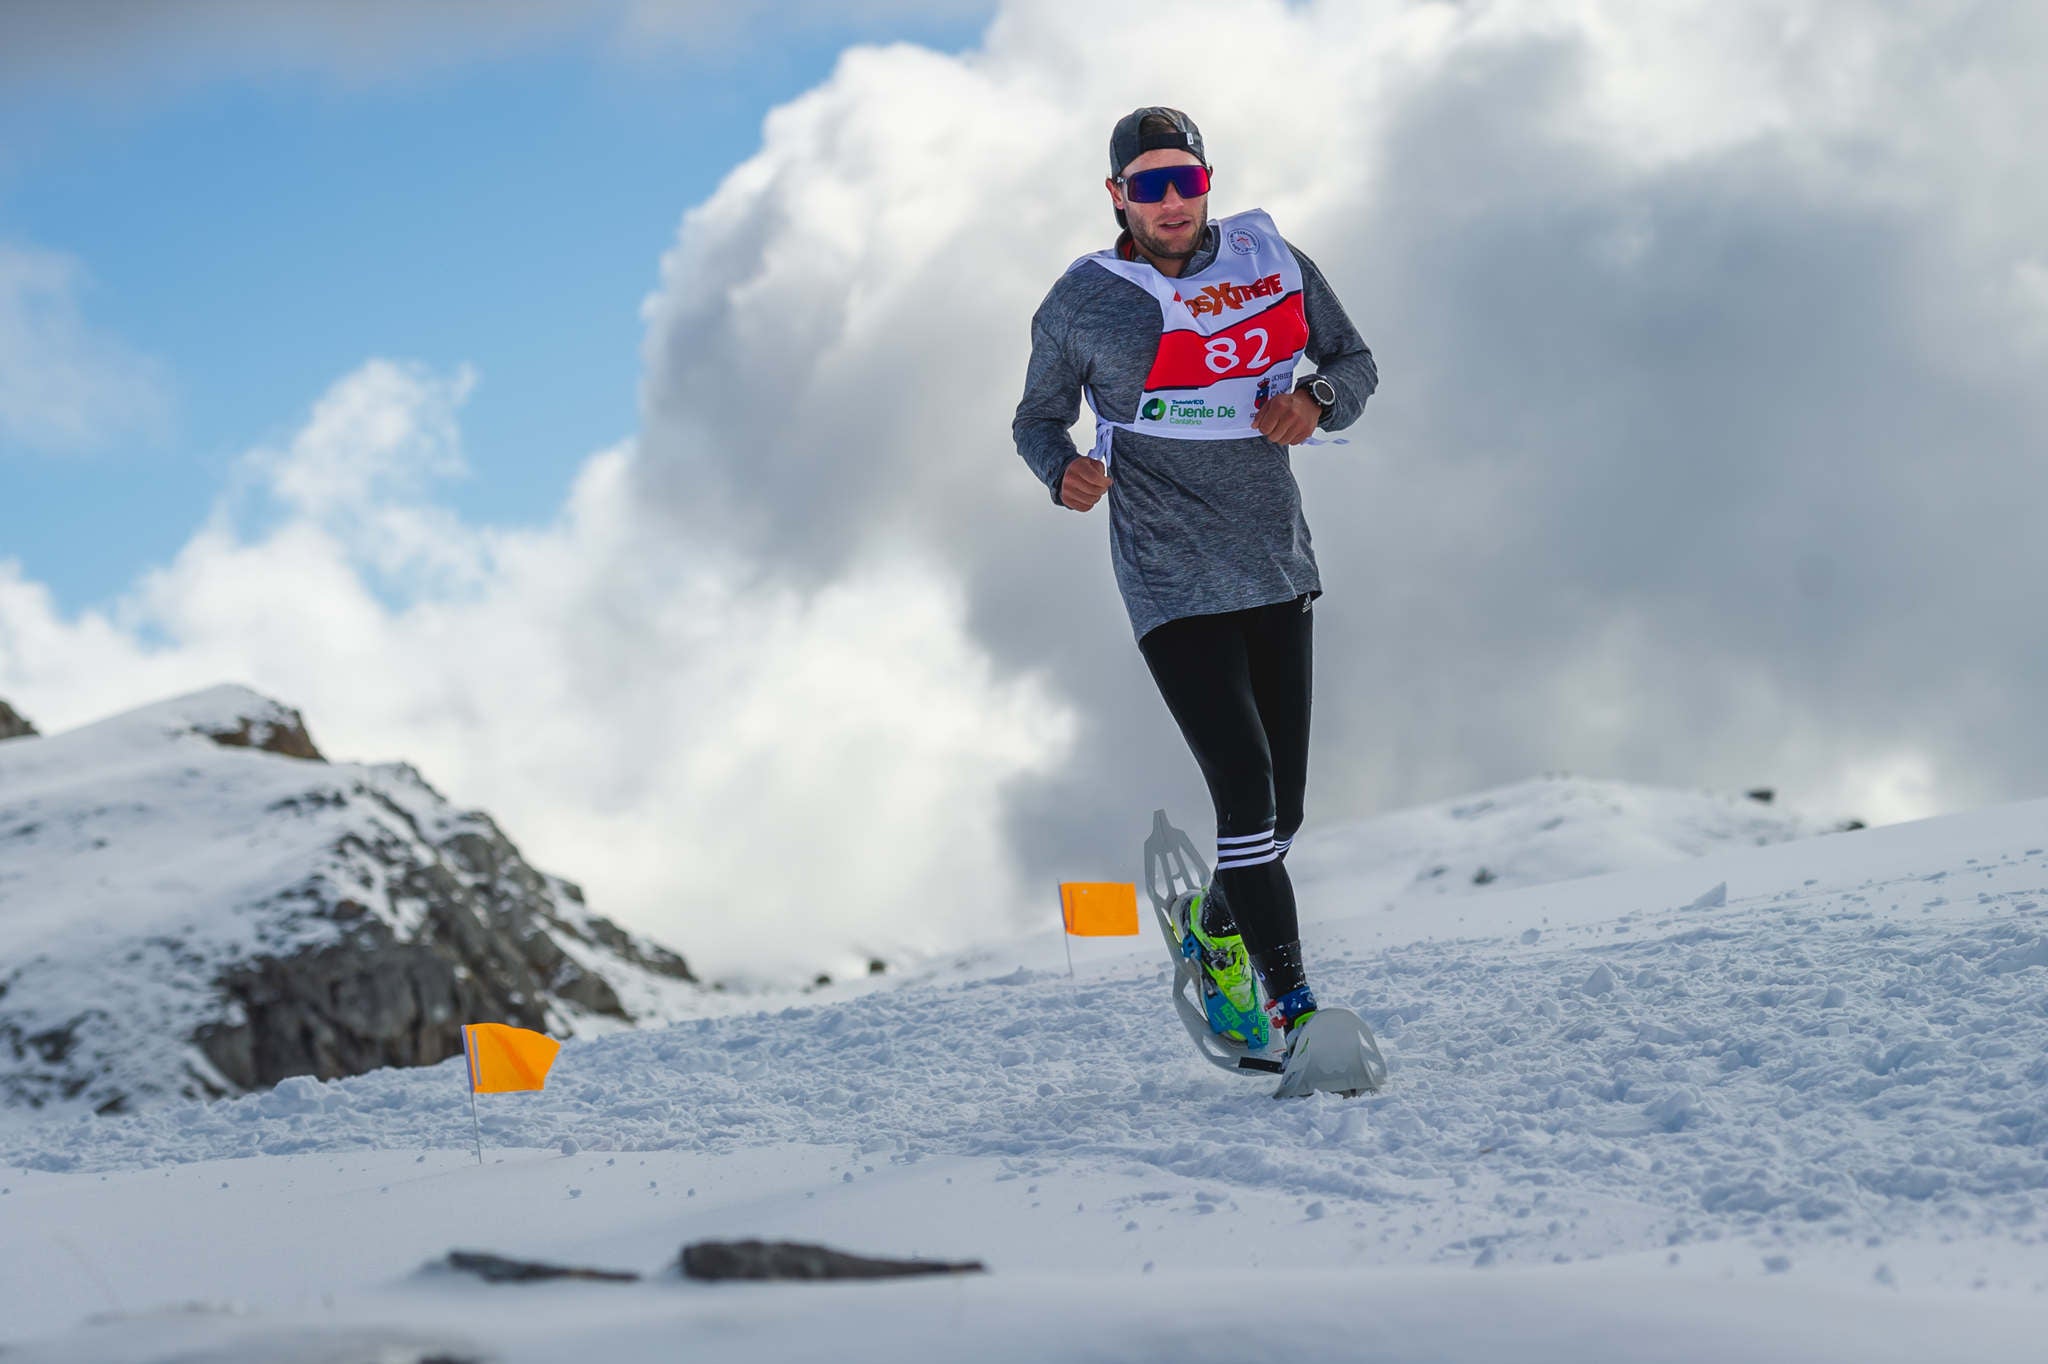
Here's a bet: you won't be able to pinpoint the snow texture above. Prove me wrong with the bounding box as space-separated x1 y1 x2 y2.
4 783 2046 1359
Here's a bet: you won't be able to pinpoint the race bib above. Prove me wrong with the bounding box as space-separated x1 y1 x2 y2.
1071 209 1310 462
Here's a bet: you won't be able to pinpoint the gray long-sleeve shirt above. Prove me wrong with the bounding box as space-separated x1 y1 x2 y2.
1013 224 1377 641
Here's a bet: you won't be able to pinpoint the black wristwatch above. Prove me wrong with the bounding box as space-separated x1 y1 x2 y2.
1304 375 1337 420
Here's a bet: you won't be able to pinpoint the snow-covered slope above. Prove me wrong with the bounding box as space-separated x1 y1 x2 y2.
3 789 2044 1362
0 685 702 1117
1290 773 1855 907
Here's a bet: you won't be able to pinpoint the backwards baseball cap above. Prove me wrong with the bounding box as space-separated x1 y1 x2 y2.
1109 106 1206 177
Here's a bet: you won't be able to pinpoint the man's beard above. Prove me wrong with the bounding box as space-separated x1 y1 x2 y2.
1130 207 1206 262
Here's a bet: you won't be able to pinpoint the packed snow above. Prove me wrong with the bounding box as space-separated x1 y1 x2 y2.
3 782 2046 1360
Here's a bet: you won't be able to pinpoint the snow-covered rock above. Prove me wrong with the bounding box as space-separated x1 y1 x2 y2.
0 685 700 1116
0 699 35 742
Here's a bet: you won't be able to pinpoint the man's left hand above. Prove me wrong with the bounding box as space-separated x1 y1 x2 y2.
1253 390 1321 446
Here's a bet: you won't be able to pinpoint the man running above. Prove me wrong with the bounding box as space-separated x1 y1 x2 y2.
1012 107 1384 1095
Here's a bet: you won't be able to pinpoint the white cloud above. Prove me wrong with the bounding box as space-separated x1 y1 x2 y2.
243 359 484 594
0 243 172 456
0 362 1075 981
8 0 2048 978
254 360 471 517
633 0 2048 859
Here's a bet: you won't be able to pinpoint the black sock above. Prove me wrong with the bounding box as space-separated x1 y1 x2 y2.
1213 859 1306 998
1254 939 1309 1003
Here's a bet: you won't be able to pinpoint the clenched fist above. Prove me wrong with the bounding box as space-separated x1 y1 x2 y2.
1061 456 1113 512
1253 390 1321 446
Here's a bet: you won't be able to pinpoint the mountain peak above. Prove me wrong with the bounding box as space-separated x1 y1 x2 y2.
63 683 325 762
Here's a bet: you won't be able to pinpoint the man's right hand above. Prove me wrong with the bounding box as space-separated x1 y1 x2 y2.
1061 457 1112 512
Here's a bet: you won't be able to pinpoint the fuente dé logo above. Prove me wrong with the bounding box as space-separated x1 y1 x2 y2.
1164 399 1235 423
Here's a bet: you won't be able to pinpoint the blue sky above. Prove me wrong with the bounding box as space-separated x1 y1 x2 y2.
0 10 985 612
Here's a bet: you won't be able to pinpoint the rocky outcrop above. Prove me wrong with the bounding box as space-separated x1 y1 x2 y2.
0 699 35 741
198 703 324 761
0 685 702 1115
191 783 695 1094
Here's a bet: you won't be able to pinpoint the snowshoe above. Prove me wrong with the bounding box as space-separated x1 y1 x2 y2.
1273 1007 1388 1099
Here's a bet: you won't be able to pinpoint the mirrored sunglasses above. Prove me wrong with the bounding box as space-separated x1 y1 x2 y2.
1119 164 1212 203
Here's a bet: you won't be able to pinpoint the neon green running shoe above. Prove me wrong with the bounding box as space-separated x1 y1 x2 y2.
1172 887 1270 1049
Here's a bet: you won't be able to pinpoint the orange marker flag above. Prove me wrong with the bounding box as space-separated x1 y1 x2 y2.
1060 882 1140 937
461 1022 560 1094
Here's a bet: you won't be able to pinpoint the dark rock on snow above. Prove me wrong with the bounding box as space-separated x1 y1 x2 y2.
680 1239 987 1282
197 700 325 761
444 1250 640 1283
190 786 695 1095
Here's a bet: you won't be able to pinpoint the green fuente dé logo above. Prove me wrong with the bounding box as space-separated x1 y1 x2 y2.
1143 396 1236 424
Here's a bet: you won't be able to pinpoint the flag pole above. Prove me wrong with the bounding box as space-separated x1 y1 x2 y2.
1058 884 1075 979
461 1024 484 1165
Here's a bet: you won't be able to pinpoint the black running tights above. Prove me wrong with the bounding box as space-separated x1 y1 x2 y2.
1138 595 1313 998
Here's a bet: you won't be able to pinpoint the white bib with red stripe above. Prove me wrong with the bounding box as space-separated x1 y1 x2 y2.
1074 209 1310 465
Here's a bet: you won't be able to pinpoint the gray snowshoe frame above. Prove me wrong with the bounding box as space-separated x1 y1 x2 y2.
1143 809 1285 1076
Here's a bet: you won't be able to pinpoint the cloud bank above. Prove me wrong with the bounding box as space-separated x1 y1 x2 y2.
0 361 1072 980
7 0 2048 979
635 0 2048 856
